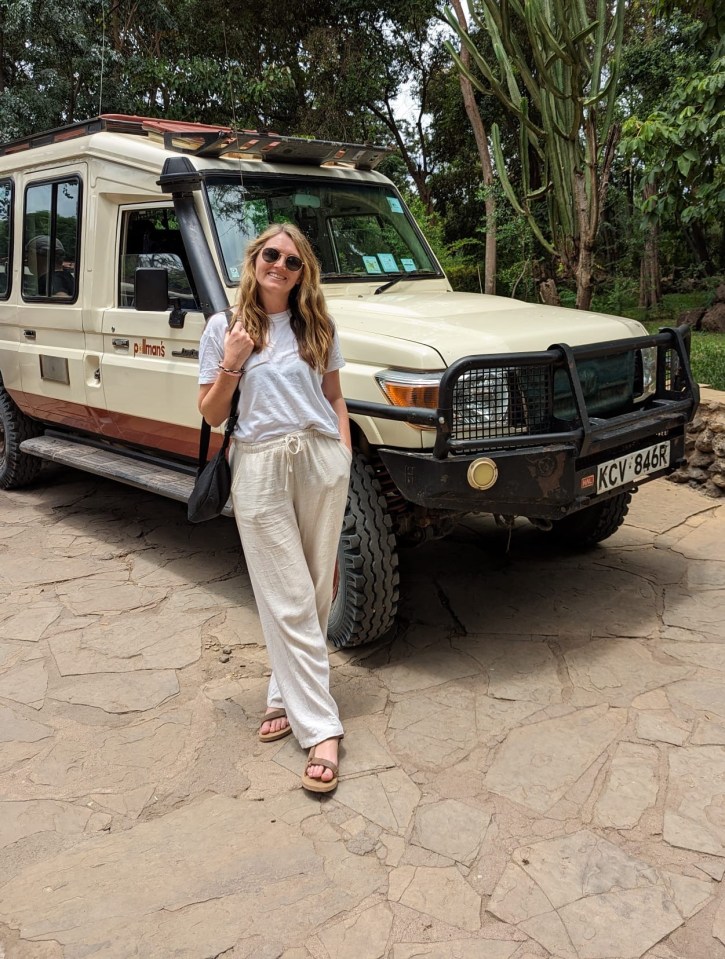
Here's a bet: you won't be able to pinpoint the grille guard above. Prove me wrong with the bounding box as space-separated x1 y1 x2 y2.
346 325 699 460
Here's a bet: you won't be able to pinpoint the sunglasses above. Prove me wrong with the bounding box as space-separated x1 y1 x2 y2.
260 247 303 272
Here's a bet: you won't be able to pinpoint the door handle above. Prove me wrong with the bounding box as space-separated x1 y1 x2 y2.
112 338 129 349
23 329 36 339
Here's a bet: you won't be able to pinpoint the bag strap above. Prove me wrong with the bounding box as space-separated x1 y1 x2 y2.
197 308 242 471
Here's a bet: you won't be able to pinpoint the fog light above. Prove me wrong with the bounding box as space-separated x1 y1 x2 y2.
467 457 498 490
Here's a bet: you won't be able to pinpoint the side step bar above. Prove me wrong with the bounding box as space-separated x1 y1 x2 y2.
19 435 234 517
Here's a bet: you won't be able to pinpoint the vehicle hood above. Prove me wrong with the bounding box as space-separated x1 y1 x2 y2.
331 288 645 365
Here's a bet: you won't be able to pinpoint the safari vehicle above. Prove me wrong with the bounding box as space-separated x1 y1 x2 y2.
0 115 699 647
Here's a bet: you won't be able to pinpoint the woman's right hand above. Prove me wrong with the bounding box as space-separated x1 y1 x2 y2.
223 322 254 371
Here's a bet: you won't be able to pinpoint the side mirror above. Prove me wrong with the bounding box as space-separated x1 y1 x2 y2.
135 268 169 311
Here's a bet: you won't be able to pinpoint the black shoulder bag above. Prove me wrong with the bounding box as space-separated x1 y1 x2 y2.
187 384 240 523
188 310 241 523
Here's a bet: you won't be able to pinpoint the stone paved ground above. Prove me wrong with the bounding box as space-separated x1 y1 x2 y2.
1 467 725 959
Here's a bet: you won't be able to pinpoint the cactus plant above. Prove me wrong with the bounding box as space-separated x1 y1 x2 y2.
444 0 625 310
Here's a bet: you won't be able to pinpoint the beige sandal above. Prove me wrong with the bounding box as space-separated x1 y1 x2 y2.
301 748 339 794
258 708 292 743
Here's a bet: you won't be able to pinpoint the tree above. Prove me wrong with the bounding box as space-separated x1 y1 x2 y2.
290 1 445 211
620 33 724 281
447 0 497 293
0 0 104 137
0 1 445 212
444 0 626 310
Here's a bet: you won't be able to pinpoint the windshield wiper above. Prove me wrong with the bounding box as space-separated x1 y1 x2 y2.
375 276 403 294
375 271 436 295
320 270 437 288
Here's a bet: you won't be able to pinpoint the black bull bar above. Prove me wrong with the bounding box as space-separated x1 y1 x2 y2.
345 326 700 517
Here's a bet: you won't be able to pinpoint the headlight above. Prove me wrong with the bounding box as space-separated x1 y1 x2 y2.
453 369 510 435
635 346 657 401
375 370 442 430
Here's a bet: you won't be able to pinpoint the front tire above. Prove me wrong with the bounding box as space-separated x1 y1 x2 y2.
327 452 399 648
0 384 43 489
547 491 632 547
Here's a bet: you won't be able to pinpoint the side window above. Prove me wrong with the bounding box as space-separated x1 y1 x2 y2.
22 178 80 302
0 180 12 298
119 208 198 310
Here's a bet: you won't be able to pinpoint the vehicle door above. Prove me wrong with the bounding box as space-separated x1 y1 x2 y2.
0 178 18 388
100 204 209 460
15 169 96 431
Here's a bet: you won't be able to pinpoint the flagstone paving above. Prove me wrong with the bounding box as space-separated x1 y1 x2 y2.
1 469 725 958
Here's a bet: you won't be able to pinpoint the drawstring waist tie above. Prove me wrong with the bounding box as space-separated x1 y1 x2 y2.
232 430 324 490
283 434 302 489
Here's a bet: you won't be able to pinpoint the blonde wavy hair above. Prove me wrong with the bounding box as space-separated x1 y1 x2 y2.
233 223 334 373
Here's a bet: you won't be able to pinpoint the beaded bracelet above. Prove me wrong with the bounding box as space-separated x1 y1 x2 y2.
218 363 243 377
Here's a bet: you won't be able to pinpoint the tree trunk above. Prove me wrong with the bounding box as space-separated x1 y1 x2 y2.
573 165 595 311
639 185 662 308
449 0 496 295
539 278 561 306
575 245 595 311
688 222 716 275
368 102 434 214
532 260 561 306
572 120 619 312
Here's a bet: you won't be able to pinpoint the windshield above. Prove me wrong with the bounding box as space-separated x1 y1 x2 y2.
204 175 439 284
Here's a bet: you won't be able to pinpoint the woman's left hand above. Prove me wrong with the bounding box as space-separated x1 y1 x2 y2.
322 370 352 453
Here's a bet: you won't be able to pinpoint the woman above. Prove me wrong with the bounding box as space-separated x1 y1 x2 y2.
197 223 351 793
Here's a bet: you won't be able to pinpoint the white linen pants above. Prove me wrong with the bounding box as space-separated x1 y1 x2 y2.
230 429 351 749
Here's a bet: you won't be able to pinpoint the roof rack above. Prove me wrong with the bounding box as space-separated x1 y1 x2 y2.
0 114 392 170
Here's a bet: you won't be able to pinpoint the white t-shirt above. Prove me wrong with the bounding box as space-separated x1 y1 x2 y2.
198 309 345 443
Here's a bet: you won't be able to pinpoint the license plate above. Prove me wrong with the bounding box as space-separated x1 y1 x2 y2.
597 441 671 494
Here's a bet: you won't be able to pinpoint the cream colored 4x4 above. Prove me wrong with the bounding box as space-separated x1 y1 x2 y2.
0 115 699 647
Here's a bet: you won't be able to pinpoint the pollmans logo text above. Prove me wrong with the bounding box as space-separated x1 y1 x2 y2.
133 338 166 357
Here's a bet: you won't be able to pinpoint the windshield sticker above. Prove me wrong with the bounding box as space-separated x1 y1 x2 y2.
228 266 240 280
400 258 416 272
377 253 399 272
386 196 403 214
363 255 383 273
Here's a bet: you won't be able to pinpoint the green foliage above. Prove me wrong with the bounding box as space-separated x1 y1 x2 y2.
651 0 725 47
588 269 721 328
592 275 640 317
407 181 543 299
486 182 541 301
690 333 725 390
621 44 725 232
405 192 482 269
404 192 486 291
618 14 706 116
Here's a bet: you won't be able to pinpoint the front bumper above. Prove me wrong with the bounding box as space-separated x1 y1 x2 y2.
376 432 686 518
347 326 699 519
